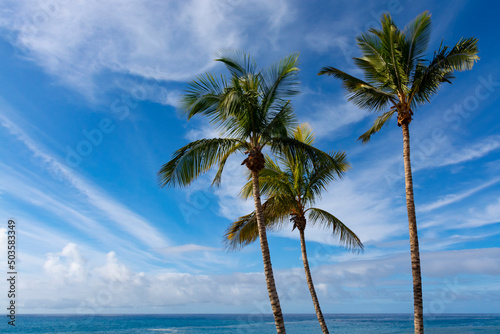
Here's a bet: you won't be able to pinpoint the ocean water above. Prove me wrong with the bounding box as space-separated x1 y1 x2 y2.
6 314 500 333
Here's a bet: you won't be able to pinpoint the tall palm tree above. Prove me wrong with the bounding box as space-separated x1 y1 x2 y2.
318 12 479 333
158 52 347 333
225 124 363 334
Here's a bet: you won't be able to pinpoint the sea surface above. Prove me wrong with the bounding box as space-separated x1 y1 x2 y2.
5 314 500 333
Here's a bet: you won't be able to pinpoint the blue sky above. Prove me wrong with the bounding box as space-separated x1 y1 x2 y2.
0 0 499 316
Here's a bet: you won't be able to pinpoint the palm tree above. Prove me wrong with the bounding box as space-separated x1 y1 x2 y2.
318 12 479 333
158 52 347 333
225 124 363 334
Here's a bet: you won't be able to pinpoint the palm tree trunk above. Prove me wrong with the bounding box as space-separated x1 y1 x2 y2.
299 228 329 333
402 123 424 334
251 170 286 333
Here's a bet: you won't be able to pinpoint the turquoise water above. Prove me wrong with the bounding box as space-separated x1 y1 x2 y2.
5 314 500 333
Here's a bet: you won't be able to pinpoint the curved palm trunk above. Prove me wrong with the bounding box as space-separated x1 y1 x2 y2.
299 228 329 333
402 123 424 334
251 170 286 333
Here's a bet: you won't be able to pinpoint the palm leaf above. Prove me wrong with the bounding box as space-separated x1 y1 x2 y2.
410 37 479 105
307 208 364 252
260 53 300 113
224 195 294 250
355 32 388 73
212 141 248 186
216 50 257 78
402 11 432 76
293 123 315 145
260 101 297 143
358 109 396 143
158 138 247 188
304 151 349 203
318 66 395 110
181 73 227 120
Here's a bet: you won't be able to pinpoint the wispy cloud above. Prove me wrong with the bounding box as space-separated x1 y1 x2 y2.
158 244 219 254
419 178 500 213
0 0 291 97
304 101 369 139
0 107 169 249
457 198 500 229
435 135 500 168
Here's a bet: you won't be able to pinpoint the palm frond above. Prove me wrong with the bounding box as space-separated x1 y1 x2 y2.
258 168 295 199
216 50 257 77
383 14 408 92
158 138 247 188
402 11 431 76
224 195 293 250
358 109 396 143
431 37 480 71
307 208 364 252
304 151 349 203
260 101 297 143
216 80 262 138
352 57 391 89
260 53 300 113
269 136 347 174
212 141 248 186
355 32 388 73
224 211 260 250
181 73 226 120
318 66 395 110
293 123 315 145
410 37 479 105
239 154 283 199
239 175 254 199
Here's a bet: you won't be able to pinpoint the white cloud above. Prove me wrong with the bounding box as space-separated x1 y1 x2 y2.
1 0 291 97
458 197 500 228
95 251 145 284
422 248 500 277
429 234 499 251
0 168 159 264
304 101 368 139
184 122 222 141
44 243 88 283
19 244 500 313
420 194 500 231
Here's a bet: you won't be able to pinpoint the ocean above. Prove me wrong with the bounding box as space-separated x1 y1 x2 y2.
6 314 500 333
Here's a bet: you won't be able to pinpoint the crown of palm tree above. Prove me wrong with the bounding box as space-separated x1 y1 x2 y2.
225 124 362 251
319 11 479 142
159 51 347 188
